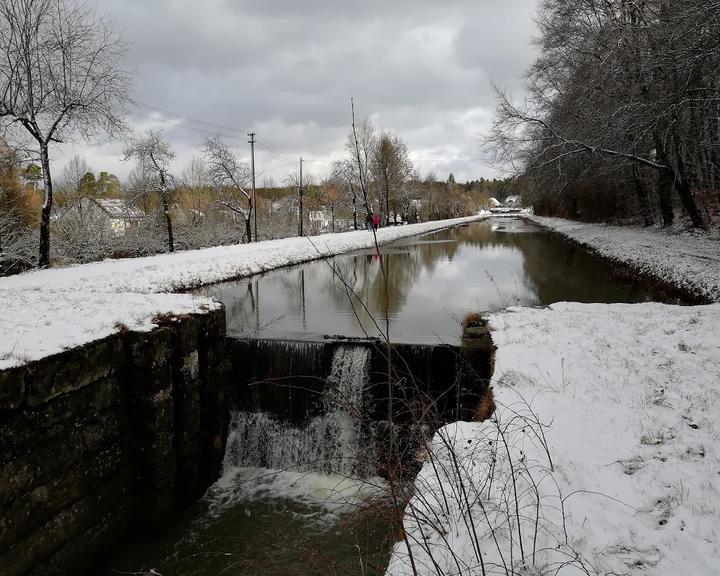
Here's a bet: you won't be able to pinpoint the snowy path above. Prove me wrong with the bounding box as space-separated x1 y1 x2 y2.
0 216 483 368
388 303 720 575
528 216 720 302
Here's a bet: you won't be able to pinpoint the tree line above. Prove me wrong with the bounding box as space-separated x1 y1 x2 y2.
489 0 720 228
329 118 506 230
0 125 506 273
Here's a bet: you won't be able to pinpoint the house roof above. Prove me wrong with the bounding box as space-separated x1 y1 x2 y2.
92 198 144 220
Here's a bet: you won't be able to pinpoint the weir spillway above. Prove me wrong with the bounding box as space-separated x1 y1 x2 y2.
226 337 493 427
223 345 374 478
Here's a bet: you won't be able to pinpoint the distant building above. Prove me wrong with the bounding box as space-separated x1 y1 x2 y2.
334 218 354 231
54 197 144 236
309 209 329 229
487 195 524 215
271 196 298 216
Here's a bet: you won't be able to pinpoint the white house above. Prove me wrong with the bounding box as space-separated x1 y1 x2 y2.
55 197 144 236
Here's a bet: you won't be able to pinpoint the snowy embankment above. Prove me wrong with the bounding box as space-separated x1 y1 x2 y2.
528 215 720 302
388 303 720 575
0 216 483 369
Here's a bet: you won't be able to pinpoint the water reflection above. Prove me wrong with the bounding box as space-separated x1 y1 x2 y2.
199 219 664 344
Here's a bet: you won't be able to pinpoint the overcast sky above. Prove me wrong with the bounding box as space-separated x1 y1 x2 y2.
56 0 539 184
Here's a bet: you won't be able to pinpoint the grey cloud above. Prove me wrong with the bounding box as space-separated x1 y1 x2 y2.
58 0 539 182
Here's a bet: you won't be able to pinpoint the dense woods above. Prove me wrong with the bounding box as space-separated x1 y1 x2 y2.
490 0 720 227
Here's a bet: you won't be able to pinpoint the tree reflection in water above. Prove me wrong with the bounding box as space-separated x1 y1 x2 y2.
199 219 668 344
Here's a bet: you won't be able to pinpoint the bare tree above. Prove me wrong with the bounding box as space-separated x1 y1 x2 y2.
122 130 176 252
59 154 91 202
330 159 360 230
204 136 253 243
345 115 376 217
179 156 212 227
371 132 413 226
487 0 720 228
0 0 130 266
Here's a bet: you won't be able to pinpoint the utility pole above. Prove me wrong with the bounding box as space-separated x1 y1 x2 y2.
248 132 257 242
298 157 304 236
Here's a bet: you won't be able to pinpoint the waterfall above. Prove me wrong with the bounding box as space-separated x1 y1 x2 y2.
222 345 373 478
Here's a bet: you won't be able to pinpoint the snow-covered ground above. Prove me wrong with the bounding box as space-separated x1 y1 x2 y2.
0 216 482 368
388 302 720 575
528 216 720 302
387 217 720 575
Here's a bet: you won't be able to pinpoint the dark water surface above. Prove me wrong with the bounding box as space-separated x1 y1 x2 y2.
200 218 664 344
92 470 396 576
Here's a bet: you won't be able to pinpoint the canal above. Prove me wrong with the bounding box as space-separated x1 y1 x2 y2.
90 218 671 576
201 218 668 344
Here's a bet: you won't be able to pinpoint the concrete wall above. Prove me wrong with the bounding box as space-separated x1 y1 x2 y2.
0 308 229 576
226 337 495 424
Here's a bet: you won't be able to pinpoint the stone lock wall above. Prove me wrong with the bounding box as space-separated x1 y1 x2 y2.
0 308 229 576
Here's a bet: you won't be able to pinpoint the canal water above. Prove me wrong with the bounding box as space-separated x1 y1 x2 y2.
200 218 666 344
93 346 400 576
92 218 668 576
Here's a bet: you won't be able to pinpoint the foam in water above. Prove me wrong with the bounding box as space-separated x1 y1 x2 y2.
209 346 383 522
206 467 387 526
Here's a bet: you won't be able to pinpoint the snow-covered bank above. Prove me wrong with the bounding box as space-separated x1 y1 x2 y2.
528 216 720 302
0 216 483 368
0 216 483 294
388 302 720 575
0 291 220 369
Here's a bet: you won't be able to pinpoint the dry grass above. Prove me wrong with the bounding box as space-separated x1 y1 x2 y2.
151 312 191 326
462 312 484 329
473 386 497 422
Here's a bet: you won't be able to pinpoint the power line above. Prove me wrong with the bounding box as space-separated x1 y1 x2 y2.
130 99 250 137
256 135 293 162
127 101 313 188
128 102 303 171
130 100 298 165
126 110 248 142
127 112 296 174
254 141 290 163
255 160 299 178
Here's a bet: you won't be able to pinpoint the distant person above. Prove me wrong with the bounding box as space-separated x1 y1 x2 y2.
372 213 380 230
366 212 374 232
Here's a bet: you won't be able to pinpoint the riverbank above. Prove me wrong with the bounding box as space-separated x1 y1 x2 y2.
527 215 720 303
388 215 720 574
0 216 483 369
388 302 720 575
387 215 720 575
